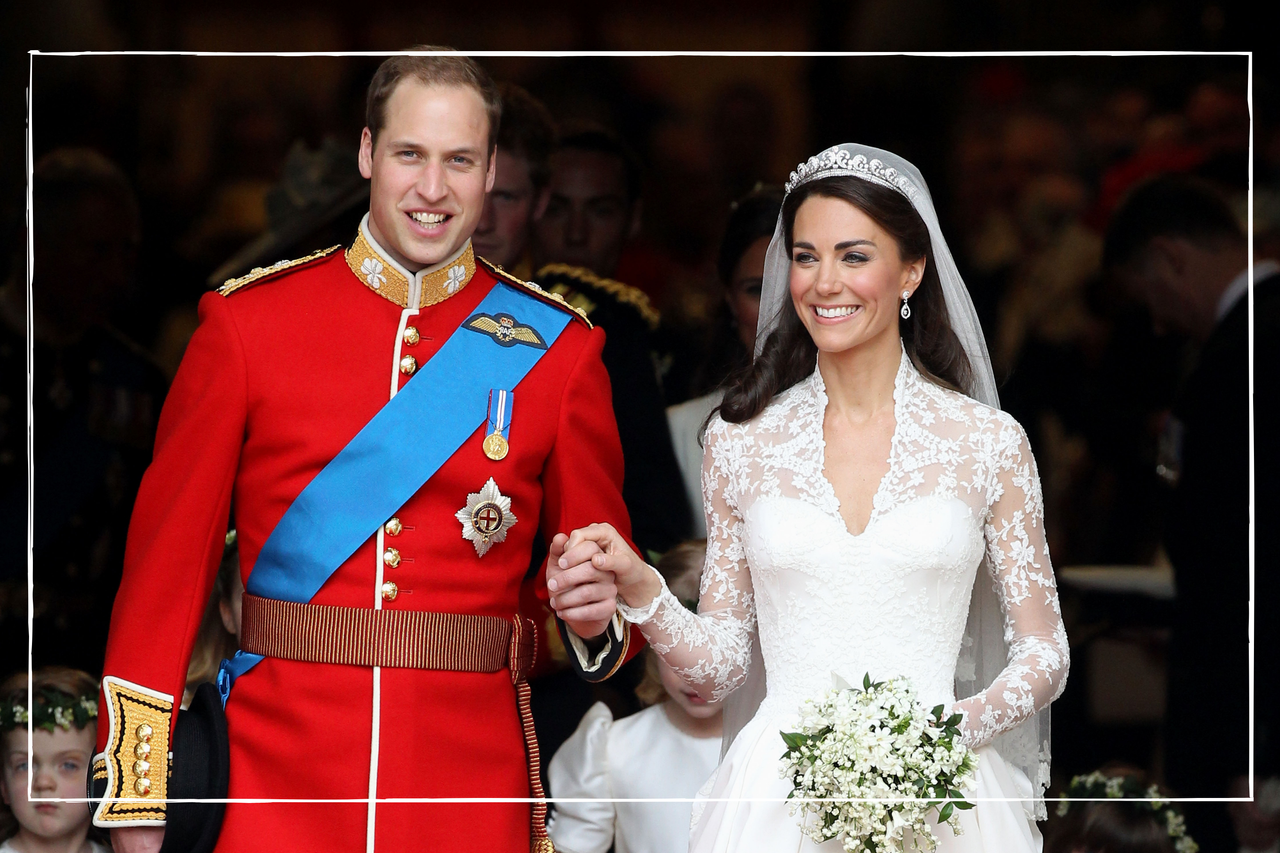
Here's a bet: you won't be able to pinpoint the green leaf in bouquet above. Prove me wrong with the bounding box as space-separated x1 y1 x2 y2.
781 731 807 751
863 673 872 690
945 713 964 727
939 801 955 822
954 800 975 810
931 704 945 720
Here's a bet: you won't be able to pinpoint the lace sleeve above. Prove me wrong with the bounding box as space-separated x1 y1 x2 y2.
616 418 755 701
951 417 1070 748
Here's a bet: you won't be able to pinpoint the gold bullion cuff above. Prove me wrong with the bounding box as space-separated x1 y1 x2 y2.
92 676 173 827
556 609 630 683
91 754 108 787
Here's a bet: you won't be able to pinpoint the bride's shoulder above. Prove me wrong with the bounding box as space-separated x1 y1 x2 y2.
919 381 1029 446
706 375 813 443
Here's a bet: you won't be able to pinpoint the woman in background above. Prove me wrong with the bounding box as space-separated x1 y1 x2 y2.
667 186 784 535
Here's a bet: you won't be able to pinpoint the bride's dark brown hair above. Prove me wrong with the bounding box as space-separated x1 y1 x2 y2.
718 175 973 425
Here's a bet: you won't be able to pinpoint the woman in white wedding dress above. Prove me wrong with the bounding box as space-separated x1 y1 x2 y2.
548 143 1070 853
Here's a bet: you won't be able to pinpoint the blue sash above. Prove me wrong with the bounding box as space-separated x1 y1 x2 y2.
218 282 572 701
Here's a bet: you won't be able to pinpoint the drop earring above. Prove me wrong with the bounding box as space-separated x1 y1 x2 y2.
900 290 912 320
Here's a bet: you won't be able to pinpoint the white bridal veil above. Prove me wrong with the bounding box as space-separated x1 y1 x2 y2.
735 142 1050 818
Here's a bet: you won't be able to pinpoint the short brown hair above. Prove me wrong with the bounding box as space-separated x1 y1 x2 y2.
496 82 556 190
365 47 502 151
1 666 98 707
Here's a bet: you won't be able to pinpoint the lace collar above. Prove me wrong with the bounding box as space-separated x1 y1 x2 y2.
345 213 476 309
805 340 917 411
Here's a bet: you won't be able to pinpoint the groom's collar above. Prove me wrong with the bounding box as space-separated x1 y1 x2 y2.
345 213 476 309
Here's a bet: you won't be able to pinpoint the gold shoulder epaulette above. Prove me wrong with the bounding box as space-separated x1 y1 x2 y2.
475 255 593 329
534 263 660 330
217 245 342 297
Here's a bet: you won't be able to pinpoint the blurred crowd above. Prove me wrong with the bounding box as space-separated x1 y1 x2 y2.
4 52 1275 853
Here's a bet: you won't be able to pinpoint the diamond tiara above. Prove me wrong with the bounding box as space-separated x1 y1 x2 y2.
785 146 921 201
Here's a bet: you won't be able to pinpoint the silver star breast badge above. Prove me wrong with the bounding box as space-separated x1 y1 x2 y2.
456 477 518 557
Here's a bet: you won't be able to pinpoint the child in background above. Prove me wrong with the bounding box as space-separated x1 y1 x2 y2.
1048 766 1198 853
548 541 723 853
184 530 243 707
0 667 109 853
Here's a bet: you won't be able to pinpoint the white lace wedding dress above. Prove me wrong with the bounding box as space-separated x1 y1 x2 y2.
619 350 1070 852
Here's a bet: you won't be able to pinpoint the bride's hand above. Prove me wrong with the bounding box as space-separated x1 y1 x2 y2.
557 523 662 611
546 532 617 638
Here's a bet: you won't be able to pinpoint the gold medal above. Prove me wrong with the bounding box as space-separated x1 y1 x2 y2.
483 432 509 461
483 389 513 462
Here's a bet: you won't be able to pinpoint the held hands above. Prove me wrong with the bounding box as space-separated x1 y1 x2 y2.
546 532 615 639
547 524 662 626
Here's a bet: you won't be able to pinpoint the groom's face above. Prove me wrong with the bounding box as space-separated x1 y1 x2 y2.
788 195 925 355
358 80 496 272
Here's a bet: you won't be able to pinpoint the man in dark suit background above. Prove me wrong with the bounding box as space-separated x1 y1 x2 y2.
1105 175 1280 853
482 92 690 556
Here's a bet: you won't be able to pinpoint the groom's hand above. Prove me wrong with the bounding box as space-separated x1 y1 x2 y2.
112 827 164 853
547 532 617 638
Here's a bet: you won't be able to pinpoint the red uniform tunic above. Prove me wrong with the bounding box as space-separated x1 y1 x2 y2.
93 227 637 852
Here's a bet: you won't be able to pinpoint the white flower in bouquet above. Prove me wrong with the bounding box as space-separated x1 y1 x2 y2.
780 674 978 853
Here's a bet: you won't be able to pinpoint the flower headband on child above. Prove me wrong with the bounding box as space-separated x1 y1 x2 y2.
1057 771 1199 853
2 686 98 733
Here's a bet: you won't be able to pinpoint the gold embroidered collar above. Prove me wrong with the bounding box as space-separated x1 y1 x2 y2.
346 214 476 309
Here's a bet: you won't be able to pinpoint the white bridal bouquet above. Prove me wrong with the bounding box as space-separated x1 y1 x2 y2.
780 674 978 853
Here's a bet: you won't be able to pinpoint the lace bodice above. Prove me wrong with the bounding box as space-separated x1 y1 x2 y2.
621 350 1069 749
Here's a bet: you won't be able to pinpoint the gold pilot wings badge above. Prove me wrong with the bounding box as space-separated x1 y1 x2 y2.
456 478 518 557
463 312 548 349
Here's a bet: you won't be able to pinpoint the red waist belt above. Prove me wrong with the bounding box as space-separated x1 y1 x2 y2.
240 593 554 853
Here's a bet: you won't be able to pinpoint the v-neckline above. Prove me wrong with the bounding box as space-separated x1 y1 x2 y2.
813 348 904 539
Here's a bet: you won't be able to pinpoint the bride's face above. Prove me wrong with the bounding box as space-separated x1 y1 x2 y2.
788 194 923 354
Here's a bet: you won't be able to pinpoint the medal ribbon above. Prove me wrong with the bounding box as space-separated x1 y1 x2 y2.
219 282 572 702
487 389 513 445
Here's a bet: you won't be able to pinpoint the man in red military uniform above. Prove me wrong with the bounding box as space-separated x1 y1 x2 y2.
94 52 637 853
